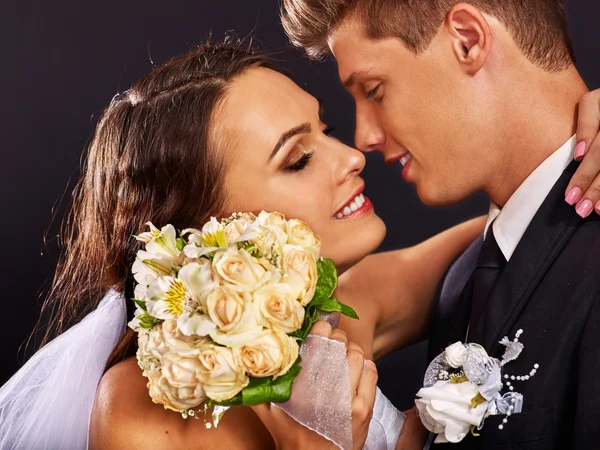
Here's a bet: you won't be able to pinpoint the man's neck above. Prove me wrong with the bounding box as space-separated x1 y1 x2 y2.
485 68 588 207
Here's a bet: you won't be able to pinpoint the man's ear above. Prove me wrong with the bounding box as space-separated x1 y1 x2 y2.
445 3 492 74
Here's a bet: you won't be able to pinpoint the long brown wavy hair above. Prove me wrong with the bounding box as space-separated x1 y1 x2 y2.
38 42 277 369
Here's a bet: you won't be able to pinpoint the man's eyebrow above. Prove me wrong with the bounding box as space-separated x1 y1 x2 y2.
268 123 312 161
342 70 372 89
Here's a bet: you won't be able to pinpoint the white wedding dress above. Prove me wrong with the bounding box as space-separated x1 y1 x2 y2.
0 291 404 450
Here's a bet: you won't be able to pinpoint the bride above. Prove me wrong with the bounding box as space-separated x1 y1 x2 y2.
2 42 599 449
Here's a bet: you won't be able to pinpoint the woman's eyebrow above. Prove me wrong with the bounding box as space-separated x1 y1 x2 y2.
268 122 312 161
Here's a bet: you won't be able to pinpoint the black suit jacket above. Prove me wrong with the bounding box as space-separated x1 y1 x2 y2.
428 161 600 449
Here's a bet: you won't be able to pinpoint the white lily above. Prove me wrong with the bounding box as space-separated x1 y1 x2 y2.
133 281 150 302
182 223 223 258
178 261 218 307
134 222 162 243
201 217 227 248
135 222 180 258
183 244 221 259
177 312 217 337
235 221 263 243
132 257 157 286
147 276 189 320
133 250 176 284
182 228 202 246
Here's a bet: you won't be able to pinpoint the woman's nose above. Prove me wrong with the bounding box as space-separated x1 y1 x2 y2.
334 142 366 185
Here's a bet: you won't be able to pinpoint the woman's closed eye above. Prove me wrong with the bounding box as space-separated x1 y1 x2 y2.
283 151 313 172
323 126 336 136
283 124 335 173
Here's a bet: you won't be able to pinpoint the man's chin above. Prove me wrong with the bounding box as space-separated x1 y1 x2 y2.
415 183 460 207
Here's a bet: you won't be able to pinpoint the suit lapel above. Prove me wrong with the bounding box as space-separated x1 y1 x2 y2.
470 161 584 353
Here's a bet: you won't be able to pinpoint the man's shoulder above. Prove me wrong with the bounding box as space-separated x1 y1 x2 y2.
570 214 600 258
552 214 600 291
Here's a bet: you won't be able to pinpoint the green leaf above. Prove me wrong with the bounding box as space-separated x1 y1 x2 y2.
176 237 186 252
310 297 343 313
340 303 359 320
289 258 358 343
212 359 303 407
241 360 302 406
313 258 338 302
132 299 147 312
138 313 160 329
309 297 359 321
290 307 319 342
244 244 260 258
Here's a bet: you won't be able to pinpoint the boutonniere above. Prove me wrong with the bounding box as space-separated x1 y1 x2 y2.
415 330 540 443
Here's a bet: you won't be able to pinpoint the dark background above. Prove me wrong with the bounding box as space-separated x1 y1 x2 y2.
1 1 599 410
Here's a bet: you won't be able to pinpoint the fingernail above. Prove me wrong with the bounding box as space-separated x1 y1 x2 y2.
574 141 587 160
596 201 600 215
565 186 582 205
576 199 593 218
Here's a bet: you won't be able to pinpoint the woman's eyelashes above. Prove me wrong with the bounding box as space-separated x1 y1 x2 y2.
323 126 336 136
282 124 334 173
283 151 313 172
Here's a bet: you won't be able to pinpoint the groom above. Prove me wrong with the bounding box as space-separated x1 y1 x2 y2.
281 1 600 448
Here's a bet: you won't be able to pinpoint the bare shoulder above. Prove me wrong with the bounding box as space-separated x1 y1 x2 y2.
89 357 273 450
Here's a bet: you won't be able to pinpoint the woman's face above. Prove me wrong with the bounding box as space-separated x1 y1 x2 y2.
216 67 386 271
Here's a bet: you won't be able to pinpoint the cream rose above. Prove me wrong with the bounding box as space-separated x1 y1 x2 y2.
146 368 207 412
209 296 263 348
213 247 268 291
161 319 210 356
138 324 168 360
281 244 318 306
161 352 207 388
197 344 249 402
206 286 249 332
416 380 488 443
257 211 287 230
253 283 305 333
241 328 299 378
251 226 288 261
285 219 321 256
224 214 256 245
445 342 468 369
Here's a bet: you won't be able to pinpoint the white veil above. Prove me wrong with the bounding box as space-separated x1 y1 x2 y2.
0 290 126 449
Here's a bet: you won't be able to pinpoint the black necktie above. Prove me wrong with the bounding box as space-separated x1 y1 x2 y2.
469 227 507 337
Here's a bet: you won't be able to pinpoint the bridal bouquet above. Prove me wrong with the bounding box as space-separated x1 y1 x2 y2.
128 211 357 417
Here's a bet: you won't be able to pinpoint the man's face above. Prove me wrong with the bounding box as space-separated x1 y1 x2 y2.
328 18 491 206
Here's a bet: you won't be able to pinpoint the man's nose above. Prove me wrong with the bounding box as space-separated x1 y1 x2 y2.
354 107 385 153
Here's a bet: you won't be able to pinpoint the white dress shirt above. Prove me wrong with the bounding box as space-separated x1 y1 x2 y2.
484 135 577 261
